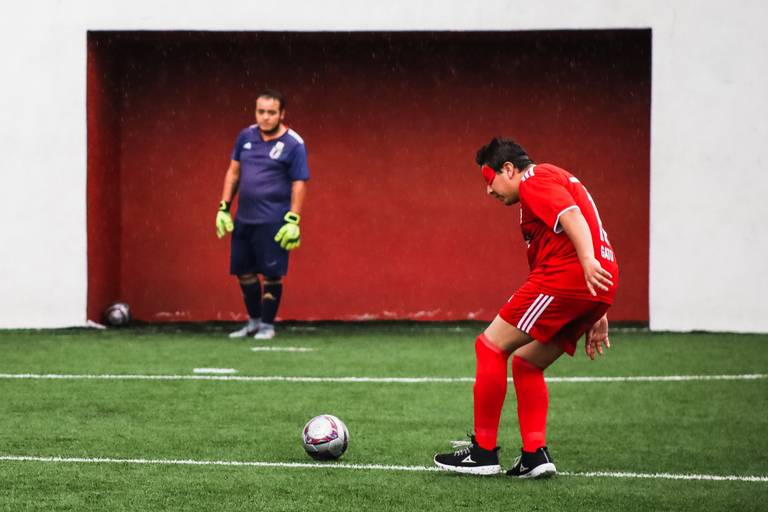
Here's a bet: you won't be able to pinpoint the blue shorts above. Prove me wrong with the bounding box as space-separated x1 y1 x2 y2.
230 221 289 277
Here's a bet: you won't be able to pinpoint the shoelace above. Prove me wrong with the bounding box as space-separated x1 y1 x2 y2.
450 436 474 456
453 446 472 457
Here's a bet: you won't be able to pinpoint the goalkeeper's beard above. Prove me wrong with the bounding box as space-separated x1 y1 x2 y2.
260 123 282 136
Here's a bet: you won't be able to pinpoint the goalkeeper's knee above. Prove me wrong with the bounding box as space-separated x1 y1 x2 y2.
238 273 260 285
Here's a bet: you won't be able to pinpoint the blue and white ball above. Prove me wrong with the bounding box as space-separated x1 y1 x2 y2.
302 414 349 460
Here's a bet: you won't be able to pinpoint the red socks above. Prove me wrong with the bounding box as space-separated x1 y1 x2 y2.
473 334 510 450
512 355 549 452
473 335 550 452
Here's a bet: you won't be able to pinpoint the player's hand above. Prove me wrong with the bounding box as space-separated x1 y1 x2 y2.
275 211 301 250
580 256 613 296
585 314 610 360
216 201 234 239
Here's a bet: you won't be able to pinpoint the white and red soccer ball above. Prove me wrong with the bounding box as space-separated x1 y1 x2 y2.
302 414 349 460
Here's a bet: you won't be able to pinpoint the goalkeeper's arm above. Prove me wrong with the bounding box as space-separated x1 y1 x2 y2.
274 180 307 250
289 180 307 217
216 160 240 238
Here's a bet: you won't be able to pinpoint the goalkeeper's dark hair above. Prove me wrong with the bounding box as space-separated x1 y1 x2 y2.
475 137 534 172
257 88 286 111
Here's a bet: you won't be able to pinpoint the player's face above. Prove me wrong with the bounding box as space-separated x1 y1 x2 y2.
255 97 285 134
486 164 521 205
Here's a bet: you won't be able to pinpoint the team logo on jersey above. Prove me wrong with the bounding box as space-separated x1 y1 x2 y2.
243 142 252 150
269 141 285 160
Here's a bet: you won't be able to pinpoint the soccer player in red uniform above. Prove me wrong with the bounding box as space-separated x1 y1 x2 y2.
434 137 619 478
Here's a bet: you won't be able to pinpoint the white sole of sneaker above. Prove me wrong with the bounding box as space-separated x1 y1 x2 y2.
228 332 256 339
519 463 557 479
433 458 501 475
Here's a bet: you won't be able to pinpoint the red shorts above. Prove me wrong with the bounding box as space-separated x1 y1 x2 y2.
498 281 610 356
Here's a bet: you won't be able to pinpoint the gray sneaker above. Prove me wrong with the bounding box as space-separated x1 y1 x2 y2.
253 323 276 340
229 320 260 338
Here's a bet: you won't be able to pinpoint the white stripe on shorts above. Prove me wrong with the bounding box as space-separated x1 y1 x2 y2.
517 294 545 332
517 294 554 333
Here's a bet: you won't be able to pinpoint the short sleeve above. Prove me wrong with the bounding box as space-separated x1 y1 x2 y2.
230 131 246 162
287 143 310 181
519 172 578 233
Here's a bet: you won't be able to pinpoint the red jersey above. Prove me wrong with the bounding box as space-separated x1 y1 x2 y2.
518 163 619 303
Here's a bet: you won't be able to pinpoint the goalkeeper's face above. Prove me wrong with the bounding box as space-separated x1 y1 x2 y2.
255 97 285 135
485 163 521 206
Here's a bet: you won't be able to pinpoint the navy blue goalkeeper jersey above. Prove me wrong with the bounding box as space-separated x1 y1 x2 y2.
231 125 310 224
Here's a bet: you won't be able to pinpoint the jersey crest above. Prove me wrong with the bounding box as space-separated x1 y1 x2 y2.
269 141 285 160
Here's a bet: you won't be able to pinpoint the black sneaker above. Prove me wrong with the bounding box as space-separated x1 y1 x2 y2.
433 436 501 475
506 446 557 479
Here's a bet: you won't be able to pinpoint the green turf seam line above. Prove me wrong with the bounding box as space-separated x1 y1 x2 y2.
1 456 766 482
0 373 764 383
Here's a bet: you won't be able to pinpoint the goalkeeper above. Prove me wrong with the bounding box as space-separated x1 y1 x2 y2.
215 89 310 340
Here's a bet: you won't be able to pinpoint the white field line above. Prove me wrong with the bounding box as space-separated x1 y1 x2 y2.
192 368 237 374
0 455 437 473
0 455 766 483
559 470 768 483
250 346 316 352
0 373 764 384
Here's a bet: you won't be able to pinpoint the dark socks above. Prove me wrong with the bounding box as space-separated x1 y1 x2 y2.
239 280 262 320
261 279 283 324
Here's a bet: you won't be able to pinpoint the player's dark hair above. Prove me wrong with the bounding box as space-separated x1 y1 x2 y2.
475 137 534 172
257 88 286 111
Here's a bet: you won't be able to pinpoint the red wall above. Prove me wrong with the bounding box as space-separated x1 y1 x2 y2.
87 35 122 321
87 31 650 323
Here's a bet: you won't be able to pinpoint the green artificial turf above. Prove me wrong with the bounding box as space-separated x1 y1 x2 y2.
0 324 766 511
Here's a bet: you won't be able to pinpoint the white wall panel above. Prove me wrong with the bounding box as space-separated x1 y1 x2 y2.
0 0 766 330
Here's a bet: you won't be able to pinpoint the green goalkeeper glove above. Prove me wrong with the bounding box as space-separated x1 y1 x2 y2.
215 201 234 239
274 211 301 250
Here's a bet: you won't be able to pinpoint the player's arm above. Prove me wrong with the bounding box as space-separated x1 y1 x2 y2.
216 160 240 238
558 208 613 296
585 313 610 360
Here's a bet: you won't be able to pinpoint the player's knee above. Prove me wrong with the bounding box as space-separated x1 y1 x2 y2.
483 315 532 353
476 333 509 355
238 273 260 285
512 342 564 370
